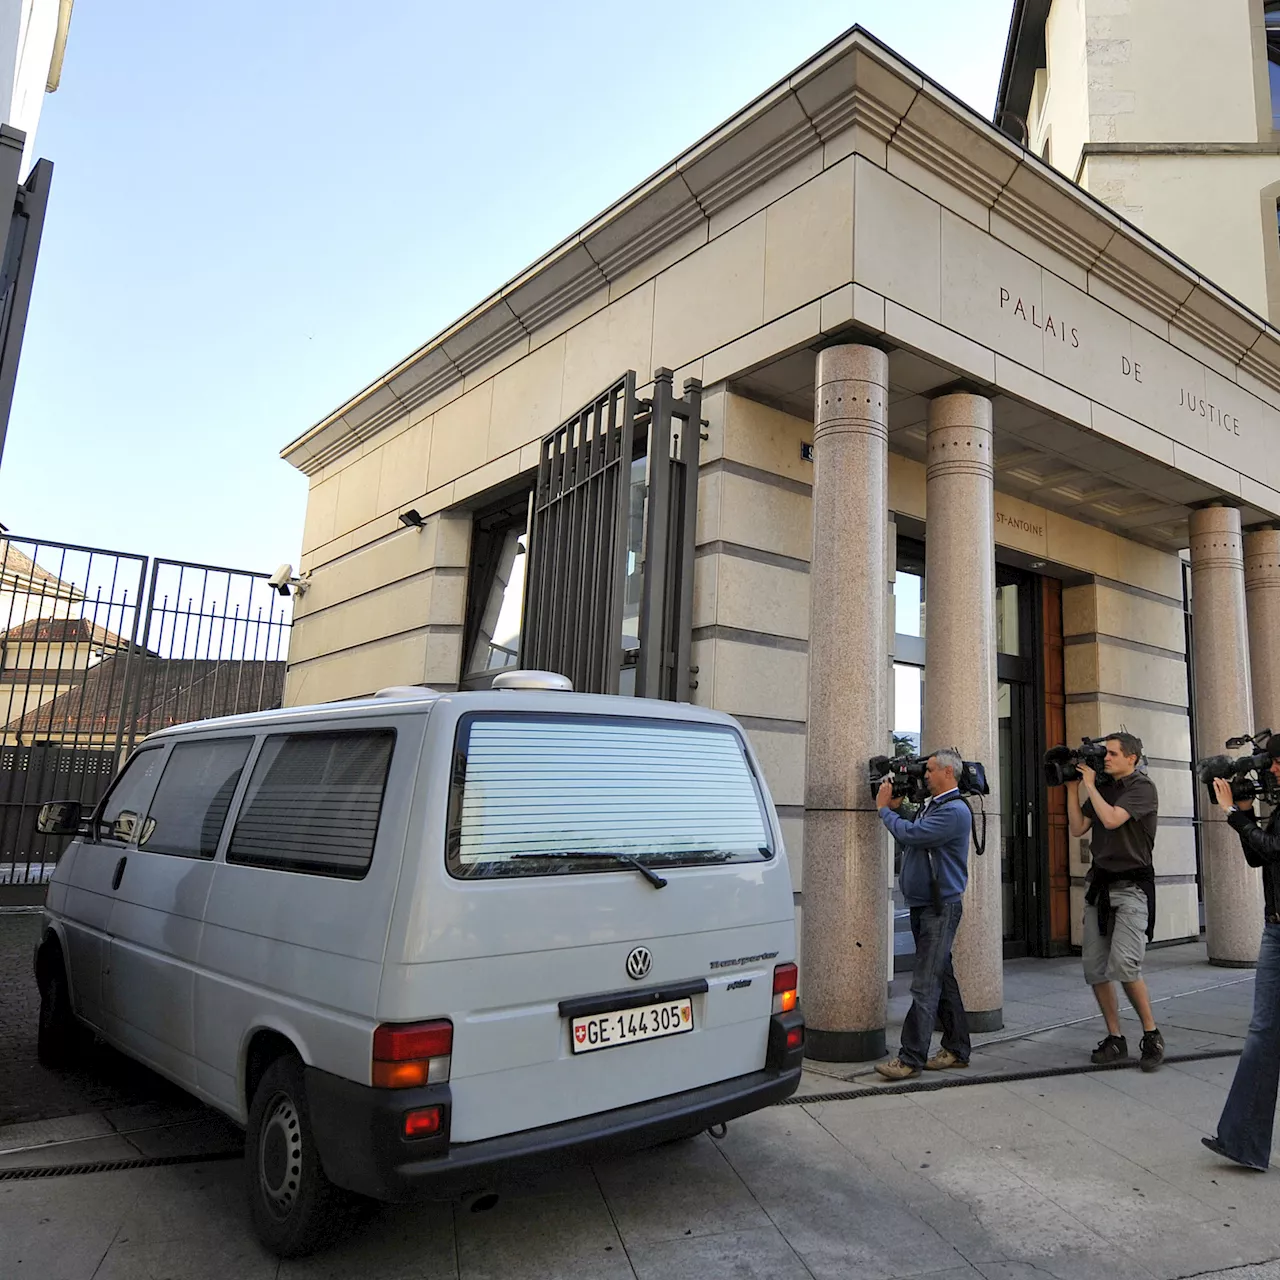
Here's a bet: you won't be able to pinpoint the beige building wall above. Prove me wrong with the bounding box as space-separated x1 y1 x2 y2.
1034 0 1090 173
1029 0 1280 321
693 390 814 893
284 508 469 706
1061 579 1199 946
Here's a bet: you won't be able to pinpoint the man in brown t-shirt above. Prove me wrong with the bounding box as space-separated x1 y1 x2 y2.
1066 732 1164 1071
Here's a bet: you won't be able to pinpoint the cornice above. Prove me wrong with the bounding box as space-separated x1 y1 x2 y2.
283 24 1280 477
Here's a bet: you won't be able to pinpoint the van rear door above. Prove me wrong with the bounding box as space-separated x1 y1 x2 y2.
382 705 795 1145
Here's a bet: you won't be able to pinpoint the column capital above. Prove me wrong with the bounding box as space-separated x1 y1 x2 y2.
1190 506 1243 575
814 344 888 447
1244 528 1280 594
926 392 994 483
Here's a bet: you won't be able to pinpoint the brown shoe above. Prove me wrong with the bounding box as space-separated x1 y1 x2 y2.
874 1057 920 1081
924 1049 969 1071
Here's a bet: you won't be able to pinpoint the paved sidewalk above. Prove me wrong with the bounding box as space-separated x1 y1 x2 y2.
802 940 1256 1095
6 917 1277 1279
2 1062 1278 1280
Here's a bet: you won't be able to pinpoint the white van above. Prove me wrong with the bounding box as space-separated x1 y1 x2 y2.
33 673 803 1256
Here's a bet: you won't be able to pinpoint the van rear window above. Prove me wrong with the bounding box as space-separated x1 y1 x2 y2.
227 730 394 879
446 714 773 879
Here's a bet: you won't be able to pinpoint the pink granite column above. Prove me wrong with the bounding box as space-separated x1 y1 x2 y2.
923 392 1003 1030
1191 506 1262 967
802 344 890 1061
1245 528 1280 742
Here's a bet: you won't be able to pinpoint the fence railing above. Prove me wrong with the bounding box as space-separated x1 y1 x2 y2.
0 536 291 901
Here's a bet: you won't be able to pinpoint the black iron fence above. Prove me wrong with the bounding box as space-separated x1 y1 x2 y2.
0 537 290 902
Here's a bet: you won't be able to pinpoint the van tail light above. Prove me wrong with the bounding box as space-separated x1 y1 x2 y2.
772 963 798 1014
373 1019 452 1088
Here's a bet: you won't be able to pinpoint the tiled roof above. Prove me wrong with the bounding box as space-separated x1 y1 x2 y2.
4 654 286 739
0 542 82 598
0 617 137 648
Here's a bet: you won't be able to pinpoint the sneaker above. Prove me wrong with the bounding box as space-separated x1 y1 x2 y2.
1090 1034 1129 1064
1139 1029 1165 1073
874 1057 920 1081
925 1048 969 1071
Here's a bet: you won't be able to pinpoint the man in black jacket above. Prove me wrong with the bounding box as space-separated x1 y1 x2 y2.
1202 738 1280 1171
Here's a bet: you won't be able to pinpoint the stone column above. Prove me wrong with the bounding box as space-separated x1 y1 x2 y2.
923 392 1003 1031
1192 507 1263 966
802 344 890 1062
1245 528 1280 739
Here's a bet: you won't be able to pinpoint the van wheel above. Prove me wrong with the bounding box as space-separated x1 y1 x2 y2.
36 951 83 1069
245 1055 352 1258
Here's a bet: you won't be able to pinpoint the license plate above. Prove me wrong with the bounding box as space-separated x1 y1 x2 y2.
570 998 694 1054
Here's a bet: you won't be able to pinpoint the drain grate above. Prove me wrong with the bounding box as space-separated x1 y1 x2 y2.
778 1048 1243 1106
0 1148 242 1181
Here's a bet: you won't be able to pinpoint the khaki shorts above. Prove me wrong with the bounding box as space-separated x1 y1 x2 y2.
1082 882 1149 985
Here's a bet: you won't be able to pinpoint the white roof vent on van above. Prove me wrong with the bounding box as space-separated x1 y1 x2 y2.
491 670 573 692
372 686 440 699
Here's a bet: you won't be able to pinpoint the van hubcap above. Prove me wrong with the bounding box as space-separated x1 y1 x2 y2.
258 1093 302 1218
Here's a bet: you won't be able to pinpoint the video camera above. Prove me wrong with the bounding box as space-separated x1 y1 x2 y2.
1043 737 1109 787
1196 729 1278 806
867 751 991 808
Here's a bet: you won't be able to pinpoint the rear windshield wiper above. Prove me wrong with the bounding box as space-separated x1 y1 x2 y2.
511 851 668 889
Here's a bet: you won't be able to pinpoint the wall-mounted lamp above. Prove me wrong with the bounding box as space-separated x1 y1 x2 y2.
399 509 426 529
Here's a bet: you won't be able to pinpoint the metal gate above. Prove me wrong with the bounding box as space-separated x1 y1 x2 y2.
521 367 702 700
0 537 291 903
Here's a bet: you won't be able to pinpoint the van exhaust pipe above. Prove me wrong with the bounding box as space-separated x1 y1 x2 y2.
462 1190 501 1214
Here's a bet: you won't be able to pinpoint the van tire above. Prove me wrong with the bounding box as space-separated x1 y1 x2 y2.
36 949 83 1069
245 1054 353 1258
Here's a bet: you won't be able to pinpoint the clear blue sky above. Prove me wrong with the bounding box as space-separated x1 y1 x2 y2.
0 0 1013 572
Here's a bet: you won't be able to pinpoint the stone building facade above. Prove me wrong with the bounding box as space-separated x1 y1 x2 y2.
279 27 1280 1060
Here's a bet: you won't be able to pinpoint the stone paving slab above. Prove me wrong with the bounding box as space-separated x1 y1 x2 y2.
4 1064 1277 1280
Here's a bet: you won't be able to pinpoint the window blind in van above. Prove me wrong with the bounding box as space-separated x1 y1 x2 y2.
454 717 769 865
227 730 394 878
141 737 252 858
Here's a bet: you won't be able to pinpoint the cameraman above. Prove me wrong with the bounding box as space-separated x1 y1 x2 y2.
873 748 972 1081
1066 732 1164 1071
1202 739 1280 1171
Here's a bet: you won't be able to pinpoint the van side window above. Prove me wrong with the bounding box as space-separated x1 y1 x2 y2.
226 730 395 879
138 738 253 859
95 746 166 845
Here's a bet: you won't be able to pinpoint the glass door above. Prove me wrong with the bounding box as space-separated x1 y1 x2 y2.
995 565 1041 957
998 678 1036 956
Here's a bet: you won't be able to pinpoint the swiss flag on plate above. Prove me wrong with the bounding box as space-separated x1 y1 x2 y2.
574 1025 587 1044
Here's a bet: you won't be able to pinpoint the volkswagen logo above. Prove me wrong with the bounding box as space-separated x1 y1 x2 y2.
626 946 652 981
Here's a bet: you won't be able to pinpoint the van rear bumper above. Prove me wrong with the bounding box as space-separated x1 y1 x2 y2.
306 1059 802 1203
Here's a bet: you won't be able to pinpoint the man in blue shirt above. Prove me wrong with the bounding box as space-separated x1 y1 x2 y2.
875 748 973 1081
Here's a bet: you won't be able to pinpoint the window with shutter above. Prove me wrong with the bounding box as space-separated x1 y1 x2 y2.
446 714 772 879
227 730 395 879
140 737 252 859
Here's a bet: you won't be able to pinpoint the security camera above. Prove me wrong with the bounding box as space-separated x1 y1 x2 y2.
268 563 294 596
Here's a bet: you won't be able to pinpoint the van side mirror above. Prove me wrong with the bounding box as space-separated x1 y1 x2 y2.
37 801 82 836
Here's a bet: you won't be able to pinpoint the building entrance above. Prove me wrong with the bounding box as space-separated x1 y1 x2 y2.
996 564 1041 958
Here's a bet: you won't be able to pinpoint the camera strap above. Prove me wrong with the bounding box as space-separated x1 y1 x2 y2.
933 792 986 857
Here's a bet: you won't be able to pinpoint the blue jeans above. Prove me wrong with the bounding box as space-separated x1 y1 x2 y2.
1216 923 1280 1170
900 901 971 1068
